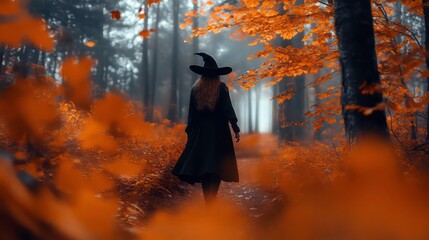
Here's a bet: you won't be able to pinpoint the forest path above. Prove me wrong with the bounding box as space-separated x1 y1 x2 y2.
121 134 281 228
164 133 280 220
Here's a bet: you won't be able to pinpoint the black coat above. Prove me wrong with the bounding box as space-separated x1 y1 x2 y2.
172 82 240 184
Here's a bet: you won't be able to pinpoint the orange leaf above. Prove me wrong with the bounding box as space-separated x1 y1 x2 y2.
138 13 146 19
139 30 151 38
84 41 96 47
147 0 161 6
111 10 121 20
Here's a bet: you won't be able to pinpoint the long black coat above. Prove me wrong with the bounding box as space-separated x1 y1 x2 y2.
172 82 240 184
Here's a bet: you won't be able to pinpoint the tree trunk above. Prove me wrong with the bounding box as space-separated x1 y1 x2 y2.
52 52 58 77
182 0 201 122
278 46 305 141
0 45 5 67
285 76 306 141
32 49 40 64
21 46 30 65
149 3 161 121
39 51 46 67
94 5 106 91
424 0 429 142
388 1 416 140
255 82 261 132
192 0 200 80
103 65 108 87
278 77 286 140
276 0 306 142
141 0 150 118
313 74 323 141
3 46 11 67
168 0 180 121
334 0 389 142
247 89 253 133
272 84 279 135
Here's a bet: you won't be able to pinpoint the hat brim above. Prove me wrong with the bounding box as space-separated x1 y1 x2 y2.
189 65 232 76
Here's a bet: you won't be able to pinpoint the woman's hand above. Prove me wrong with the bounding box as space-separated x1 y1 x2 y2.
235 132 240 143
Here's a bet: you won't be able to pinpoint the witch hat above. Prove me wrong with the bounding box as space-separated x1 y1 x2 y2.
189 53 232 76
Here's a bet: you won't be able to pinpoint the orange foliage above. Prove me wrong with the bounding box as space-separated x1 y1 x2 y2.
188 0 427 142
0 9 187 233
139 29 151 39
84 41 96 47
0 0 54 51
1 64 429 239
0 74 58 142
251 138 429 239
147 0 161 6
111 10 121 20
141 199 251 240
136 138 429 239
0 60 187 237
60 56 94 110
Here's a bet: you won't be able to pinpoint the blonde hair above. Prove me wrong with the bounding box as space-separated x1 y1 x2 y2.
193 75 221 111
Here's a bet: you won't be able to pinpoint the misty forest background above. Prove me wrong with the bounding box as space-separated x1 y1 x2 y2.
4 0 429 239
1 0 337 140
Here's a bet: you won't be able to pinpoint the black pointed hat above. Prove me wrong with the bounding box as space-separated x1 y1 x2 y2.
189 53 232 76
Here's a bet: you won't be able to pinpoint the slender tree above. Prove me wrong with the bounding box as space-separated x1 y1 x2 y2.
424 0 429 142
94 3 107 91
255 82 261 133
272 84 279 135
0 46 5 67
247 89 253 133
168 0 180 121
192 0 200 80
313 73 322 141
141 0 150 117
334 0 389 142
149 2 161 121
275 0 306 141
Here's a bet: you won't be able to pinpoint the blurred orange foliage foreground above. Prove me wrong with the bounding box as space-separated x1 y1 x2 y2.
4 117 429 240
1 33 429 240
1 64 428 239
2 65 429 240
139 139 429 240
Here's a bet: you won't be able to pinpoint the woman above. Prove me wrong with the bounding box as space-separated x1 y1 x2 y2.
172 53 240 205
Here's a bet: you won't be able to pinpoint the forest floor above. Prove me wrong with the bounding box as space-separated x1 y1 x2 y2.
129 133 282 226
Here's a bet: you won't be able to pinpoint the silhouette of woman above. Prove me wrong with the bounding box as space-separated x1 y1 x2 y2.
172 53 240 205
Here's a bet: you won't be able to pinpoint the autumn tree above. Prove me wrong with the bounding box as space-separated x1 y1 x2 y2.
278 0 306 141
168 0 180 121
141 0 150 117
148 2 161 121
333 0 389 141
424 0 429 142
186 0 426 143
192 0 200 80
